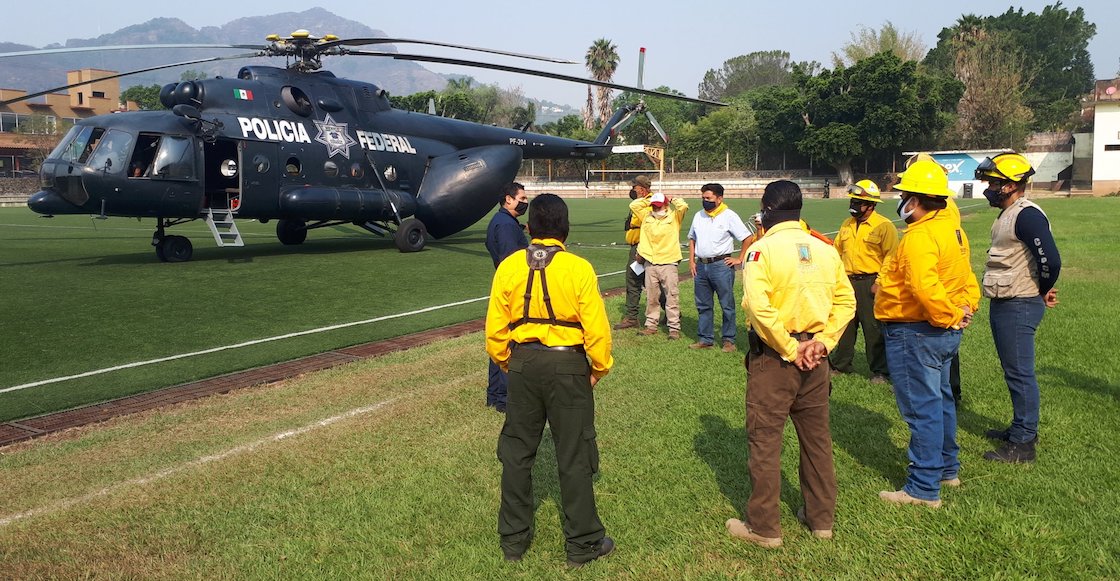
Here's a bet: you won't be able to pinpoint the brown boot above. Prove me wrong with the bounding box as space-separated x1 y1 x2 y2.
879 489 941 508
726 518 781 548
689 342 713 349
722 340 736 353
637 327 659 336
613 318 638 330
668 330 681 340
795 506 833 540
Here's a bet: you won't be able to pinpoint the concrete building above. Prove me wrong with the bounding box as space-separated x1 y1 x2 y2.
1089 79 1120 195
0 69 129 176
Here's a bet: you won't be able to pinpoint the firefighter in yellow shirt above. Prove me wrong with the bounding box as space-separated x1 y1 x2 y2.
831 179 899 383
631 191 689 339
485 194 615 567
874 158 980 509
726 180 855 548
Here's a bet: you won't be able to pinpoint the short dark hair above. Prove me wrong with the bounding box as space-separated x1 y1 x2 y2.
501 181 524 201
913 194 948 211
761 180 803 211
701 183 724 197
527 193 569 241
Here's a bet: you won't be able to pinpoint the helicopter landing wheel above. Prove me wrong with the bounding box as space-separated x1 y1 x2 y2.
158 235 193 263
393 218 427 253
277 219 308 245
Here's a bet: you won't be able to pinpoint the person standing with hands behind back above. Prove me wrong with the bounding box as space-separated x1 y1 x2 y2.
727 180 855 548
484 182 530 413
975 153 1062 463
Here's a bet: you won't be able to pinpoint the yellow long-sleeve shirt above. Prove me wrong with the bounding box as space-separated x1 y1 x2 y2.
874 208 980 328
835 211 899 275
741 221 856 362
486 238 614 379
631 197 689 264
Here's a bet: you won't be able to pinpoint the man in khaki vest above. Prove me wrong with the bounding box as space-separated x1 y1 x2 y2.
975 153 1062 463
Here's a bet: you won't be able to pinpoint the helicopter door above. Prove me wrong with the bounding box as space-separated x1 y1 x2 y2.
203 138 241 212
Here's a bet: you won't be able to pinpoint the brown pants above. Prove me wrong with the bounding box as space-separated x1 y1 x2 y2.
745 344 836 538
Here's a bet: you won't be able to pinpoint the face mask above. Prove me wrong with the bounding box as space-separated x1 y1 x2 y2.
982 184 1015 208
702 199 719 212
896 196 916 223
629 188 639 200
848 200 864 217
651 207 668 218
514 200 529 215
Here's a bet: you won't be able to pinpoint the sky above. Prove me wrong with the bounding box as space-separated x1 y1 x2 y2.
5 1 1118 108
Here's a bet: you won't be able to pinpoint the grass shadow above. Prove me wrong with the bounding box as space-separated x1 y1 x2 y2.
530 428 565 520
1039 364 1119 402
956 403 1003 439
830 400 905 485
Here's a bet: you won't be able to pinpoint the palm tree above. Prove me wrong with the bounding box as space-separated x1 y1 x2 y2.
584 38 620 129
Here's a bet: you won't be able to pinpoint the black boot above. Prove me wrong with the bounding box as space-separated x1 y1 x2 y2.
984 438 1036 463
985 426 1011 441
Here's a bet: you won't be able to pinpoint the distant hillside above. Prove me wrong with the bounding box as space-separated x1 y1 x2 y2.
0 8 449 98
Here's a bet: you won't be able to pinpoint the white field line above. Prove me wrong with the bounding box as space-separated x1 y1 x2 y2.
0 396 403 528
0 270 626 395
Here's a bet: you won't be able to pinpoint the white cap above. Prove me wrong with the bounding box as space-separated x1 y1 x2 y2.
650 192 666 206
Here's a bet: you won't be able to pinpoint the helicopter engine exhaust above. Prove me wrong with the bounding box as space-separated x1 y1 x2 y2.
414 145 523 239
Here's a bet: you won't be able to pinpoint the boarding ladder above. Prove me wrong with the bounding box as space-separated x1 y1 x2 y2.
205 207 244 247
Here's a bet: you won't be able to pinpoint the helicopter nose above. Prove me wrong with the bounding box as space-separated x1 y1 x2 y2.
28 190 80 215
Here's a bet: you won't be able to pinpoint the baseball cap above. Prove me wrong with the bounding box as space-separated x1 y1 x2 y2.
650 192 666 207
631 175 652 189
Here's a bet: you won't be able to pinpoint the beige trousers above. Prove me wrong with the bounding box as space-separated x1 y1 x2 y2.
644 263 680 331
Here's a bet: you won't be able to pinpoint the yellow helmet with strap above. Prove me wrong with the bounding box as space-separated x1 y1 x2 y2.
975 152 1035 183
847 179 882 203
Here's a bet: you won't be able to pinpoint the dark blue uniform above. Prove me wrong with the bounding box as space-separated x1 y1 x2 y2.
485 207 528 409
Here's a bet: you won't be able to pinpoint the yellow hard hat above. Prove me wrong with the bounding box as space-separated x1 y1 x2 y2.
895 159 954 198
975 152 1035 183
847 179 882 203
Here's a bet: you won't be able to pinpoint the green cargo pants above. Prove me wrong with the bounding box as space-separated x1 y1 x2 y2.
498 346 604 562
830 275 889 376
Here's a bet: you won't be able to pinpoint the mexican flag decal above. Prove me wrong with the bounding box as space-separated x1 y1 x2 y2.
235 89 254 101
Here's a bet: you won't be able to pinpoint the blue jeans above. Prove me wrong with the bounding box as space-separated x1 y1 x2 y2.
990 297 1045 443
694 260 737 344
488 360 508 407
883 322 962 501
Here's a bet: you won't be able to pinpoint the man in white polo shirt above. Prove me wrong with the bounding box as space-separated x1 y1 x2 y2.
687 183 751 352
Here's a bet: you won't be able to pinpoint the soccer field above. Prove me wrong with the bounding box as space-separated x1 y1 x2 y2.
0 198 1117 578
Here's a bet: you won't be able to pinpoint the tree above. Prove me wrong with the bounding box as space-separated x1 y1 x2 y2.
925 3 1097 130
613 86 703 147
832 21 927 68
944 25 1034 149
16 115 72 170
793 53 960 183
585 38 620 129
673 98 758 171
698 50 820 101
179 69 208 81
120 84 164 110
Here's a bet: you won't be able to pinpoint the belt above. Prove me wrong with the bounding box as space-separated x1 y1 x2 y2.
513 341 586 354
697 254 731 264
848 273 877 280
788 331 815 341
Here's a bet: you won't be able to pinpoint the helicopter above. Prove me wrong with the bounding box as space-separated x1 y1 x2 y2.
1 32 722 262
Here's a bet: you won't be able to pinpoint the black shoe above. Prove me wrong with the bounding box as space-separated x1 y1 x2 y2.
985 427 1011 441
567 536 615 568
983 439 1036 463
495 403 507 414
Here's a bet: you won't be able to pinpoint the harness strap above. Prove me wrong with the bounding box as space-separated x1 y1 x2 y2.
509 244 584 331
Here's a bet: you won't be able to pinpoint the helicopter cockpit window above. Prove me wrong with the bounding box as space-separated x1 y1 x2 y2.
58 126 104 164
77 128 106 164
85 129 133 175
323 160 339 178
281 86 313 117
151 136 196 180
48 125 82 161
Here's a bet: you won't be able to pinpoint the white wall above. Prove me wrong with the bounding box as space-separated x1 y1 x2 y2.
1093 102 1120 182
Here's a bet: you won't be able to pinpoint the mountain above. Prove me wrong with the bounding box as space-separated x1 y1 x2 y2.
0 8 449 98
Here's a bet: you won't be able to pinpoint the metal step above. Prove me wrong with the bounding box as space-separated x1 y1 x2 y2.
204 208 244 247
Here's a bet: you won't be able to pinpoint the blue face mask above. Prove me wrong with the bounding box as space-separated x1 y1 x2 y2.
702 199 719 212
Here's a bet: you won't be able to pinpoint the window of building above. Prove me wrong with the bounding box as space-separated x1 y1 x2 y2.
1105 144 1120 152
92 91 106 99
0 112 17 133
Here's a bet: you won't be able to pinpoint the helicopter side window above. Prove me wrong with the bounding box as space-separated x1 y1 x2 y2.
151 136 196 180
85 129 133 175
323 161 339 178
128 134 161 177
252 154 270 173
48 126 82 161
285 157 302 177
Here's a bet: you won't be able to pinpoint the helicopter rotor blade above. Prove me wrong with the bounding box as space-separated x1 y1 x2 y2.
324 37 576 64
0 44 264 60
346 50 726 107
0 52 263 107
645 110 669 144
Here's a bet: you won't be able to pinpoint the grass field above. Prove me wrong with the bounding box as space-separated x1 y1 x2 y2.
1 196 864 422
0 198 1117 578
